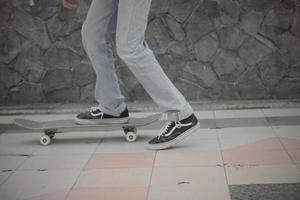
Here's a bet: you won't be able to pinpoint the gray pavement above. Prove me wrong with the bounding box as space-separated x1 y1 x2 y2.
0 106 299 200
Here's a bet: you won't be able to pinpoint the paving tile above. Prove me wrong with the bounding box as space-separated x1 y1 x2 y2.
95 130 155 153
198 119 216 129
280 138 300 150
273 126 300 139
262 108 300 117
34 142 98 155
279 138 300 163
0 133 41 155
150 166 230 200
229 183 300 200
0 156 28 171
151 166 227 186
214 109 264 119
226 164 300 185
84 152 155 169
217 126 275 140
222 137 284 152
286 149 300 164
194 110 215 119
148 184 231 200
0 169 80 200
175 139 221 152
0 185 22 200
75 168 152 187
296 164 300 172
266 116 300 126
0 146 37 156
154 150 222 167
218 127 276 150
0 171 12 185
19 154 91 170
216 117 269 128
185 128 218 140
66 187 148 200
0 132 39 144
34 132 103 155
30 190 69 200
223 147 293 166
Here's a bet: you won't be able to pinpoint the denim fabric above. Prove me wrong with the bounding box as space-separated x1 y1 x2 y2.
81 0 193 121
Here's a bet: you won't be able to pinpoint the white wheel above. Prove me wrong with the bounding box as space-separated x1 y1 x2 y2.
125 132 137 142
40 135 51 146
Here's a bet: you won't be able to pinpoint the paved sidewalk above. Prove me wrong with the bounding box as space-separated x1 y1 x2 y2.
0 108 299 200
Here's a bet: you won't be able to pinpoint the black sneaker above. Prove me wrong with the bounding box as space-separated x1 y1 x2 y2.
75 107 129 125
146 113 199 150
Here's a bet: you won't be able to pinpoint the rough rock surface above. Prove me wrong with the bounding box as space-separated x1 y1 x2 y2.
1 0 300 105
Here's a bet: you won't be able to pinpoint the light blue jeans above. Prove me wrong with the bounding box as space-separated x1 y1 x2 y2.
81 0 193 121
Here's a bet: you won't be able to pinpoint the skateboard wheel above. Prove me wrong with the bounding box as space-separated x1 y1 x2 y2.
40 135 51 146
125 132 137 142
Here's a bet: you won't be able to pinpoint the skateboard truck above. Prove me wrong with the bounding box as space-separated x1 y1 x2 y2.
38 126 139 146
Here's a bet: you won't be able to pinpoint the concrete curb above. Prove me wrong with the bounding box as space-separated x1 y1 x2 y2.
1 99 300 115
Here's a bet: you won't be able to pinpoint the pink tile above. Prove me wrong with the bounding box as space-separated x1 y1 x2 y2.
226 164 300 185
287 149 300 163
66 187 148 200
280 138 300 150
223 137 284 151
254 138 285 150
30 190 69 200
75 168 151 187
155 151 222 167
84 152 155 169
222 145 292 165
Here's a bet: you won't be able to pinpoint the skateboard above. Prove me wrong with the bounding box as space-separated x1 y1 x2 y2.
13 113 162 146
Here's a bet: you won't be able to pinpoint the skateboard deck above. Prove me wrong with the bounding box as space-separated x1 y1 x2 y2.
13 113 162 145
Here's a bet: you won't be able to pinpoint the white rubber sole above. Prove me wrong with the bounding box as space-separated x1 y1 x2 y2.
74 117 129 125
146 122 200 150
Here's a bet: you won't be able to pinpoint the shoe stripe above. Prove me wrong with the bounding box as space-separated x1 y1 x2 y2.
147 122 200 150
91 112 103 118
163 122 193 137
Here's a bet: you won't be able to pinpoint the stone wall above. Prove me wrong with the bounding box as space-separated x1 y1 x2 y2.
1 0 300 106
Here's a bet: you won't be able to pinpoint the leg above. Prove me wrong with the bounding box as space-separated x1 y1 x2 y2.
81 0 126 116
115 0 193 121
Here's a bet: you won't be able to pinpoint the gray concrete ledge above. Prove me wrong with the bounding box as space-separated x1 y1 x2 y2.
1 99 300 115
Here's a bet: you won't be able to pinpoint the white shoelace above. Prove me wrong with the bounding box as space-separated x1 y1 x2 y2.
90 107 104 118
158 121 183 139
157 119 194 139
90 106 99 112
